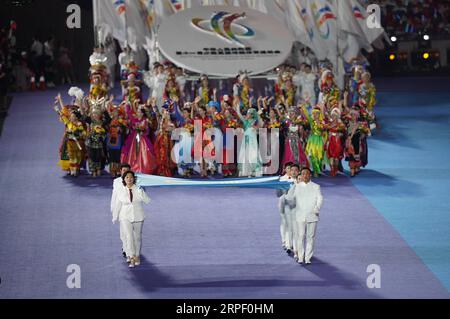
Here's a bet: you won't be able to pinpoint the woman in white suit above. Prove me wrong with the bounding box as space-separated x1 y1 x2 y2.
112 171 150 268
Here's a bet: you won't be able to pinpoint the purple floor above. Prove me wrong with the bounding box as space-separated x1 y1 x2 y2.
0 88 448 298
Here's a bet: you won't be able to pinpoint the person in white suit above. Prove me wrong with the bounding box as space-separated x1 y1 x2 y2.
285 167 323 264
281 164 300 257
111 163 131 259
112 171 151 268
298 64 317 107
277 162 293 251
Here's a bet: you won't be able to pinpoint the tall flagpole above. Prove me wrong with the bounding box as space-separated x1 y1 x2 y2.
93 0 98 46
335 0 340 87
125 0 129 48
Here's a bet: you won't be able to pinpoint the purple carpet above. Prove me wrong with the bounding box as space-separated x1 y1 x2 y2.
0 88 448 298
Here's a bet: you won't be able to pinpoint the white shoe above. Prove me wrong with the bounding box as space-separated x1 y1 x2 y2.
305 260 311 264
126 256 131 263
128 258 135 268
134 257 140 266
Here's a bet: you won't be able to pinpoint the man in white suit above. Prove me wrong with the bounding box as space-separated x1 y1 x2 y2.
111 163 131 259
285 167 323 264
283 164 300 257
277 162 293 251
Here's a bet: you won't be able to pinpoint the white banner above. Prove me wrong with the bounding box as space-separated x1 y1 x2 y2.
158 5 294 76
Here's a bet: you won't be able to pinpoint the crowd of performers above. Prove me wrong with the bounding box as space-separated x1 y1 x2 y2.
54 48 377 179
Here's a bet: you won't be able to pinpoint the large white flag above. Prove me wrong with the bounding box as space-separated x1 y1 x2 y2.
96 0 128 45
247 0 268 13
183 0 204 9
350 0 385 46
285 0 311 48
297 0 337 61
230 0 248 7
333 0 371 63
153 0 175 25
256 0 288 26
125 1 152 51
203 0 226 5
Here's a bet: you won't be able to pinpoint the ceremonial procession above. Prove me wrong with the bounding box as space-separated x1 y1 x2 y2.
1 0 449 304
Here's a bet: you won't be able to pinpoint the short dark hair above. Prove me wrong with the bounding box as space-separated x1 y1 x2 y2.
290 163 300 170
120 163 131 170
284 162 294 169
122 171 136 186
301 167 312 174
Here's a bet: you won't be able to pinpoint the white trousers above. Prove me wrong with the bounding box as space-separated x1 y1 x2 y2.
119 222 126 252
279 211 287 246
295 221 317 262
284 210 297 252
120 220 144 257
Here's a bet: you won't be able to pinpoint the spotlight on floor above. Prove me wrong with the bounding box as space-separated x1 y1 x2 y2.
390 36 397 42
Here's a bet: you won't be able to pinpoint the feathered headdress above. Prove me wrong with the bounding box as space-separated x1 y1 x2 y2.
68 87 85 101
330 107 341 118
312 106 325 122
281 71 292 82
312 106 322 114
288 106 298 114
321 69 333 84
362 71 371 80
90 55 107 67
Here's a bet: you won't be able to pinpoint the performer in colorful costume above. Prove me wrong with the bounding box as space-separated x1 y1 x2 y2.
326 107 346 177
304 105 327 177
53 88 86 176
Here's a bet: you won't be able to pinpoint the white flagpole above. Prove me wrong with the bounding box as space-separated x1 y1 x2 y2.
93 0 98 46
125 0 129 48
335 0 339 81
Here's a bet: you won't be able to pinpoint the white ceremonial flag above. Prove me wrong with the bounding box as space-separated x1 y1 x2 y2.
95 0 128 45
285 0 311 48
153 0 175 24
256 0 288 26
350 0 385 46
183 0 204 9
333 0 371 63
125 1 152 51
231 0 249 7
297 0 337 61
247 0 268 13
203 0 226 5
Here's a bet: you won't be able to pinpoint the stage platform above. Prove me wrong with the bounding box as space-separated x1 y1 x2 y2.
0 79 449 298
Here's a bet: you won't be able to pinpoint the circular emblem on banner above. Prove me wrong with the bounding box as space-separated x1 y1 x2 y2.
158 6 294 77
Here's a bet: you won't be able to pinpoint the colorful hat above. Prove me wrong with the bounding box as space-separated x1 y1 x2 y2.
208 101 220 111
331 107 341 117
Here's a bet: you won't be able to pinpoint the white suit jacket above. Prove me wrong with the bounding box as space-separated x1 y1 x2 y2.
111 177 123 213
112 185 151 223
277 175 294 213
285 181 323 223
